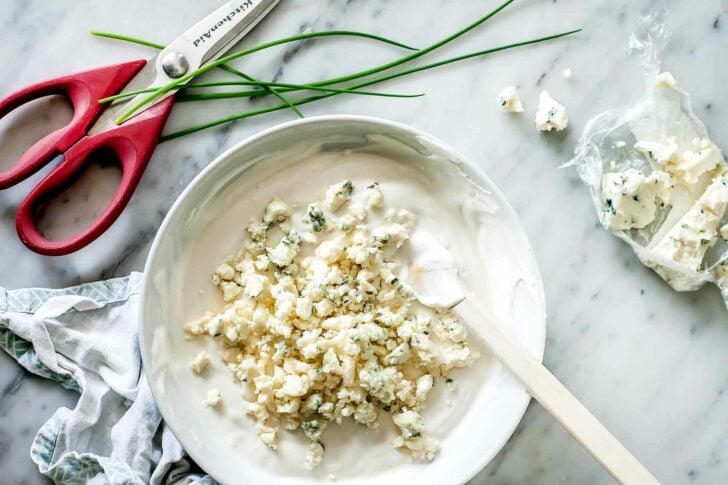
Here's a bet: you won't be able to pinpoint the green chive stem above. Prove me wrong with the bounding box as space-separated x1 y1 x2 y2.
218 64 303 118
99 80 424 104
92 30 302 117
90 31 164 49
114 0 513 123
108 29 422 123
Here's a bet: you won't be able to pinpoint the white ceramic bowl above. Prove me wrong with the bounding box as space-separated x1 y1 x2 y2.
140 115 545 484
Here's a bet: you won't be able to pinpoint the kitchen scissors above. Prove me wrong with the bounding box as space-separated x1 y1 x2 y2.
0 0 279 255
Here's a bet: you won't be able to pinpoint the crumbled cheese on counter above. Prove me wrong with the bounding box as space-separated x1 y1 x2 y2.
535 90 568 132
601 168 672 230
185 180 476 469
190 351 210 374
563 67 573 79
203 389 222 407
652 174 728 270
496 86 524 113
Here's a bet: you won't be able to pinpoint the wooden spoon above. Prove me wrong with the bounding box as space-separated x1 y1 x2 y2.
406 229 659 485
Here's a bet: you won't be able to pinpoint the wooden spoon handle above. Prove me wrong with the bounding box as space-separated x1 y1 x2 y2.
455 303 659 485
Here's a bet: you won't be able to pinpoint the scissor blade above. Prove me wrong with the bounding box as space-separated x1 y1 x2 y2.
183 0 281 67
88 55 161 135
94 0 279 130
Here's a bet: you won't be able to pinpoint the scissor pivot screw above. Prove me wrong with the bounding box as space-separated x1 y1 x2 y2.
162 52 190 78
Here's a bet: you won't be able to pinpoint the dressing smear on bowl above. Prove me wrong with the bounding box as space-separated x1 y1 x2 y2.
184 180 477 469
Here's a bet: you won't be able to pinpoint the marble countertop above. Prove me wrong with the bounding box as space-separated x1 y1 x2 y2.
2 0 728 483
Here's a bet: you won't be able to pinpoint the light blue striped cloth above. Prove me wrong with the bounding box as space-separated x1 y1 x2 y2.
0 273 214 485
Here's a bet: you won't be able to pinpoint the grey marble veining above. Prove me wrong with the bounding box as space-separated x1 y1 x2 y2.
1 0 728 483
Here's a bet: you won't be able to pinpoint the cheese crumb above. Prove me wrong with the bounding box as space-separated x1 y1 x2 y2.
324 180 353 211
203 389 222 407
496 86 524 113
190 351 210 375
305 441 324 470
535 90 568 132
263 198 291 225
365 183 383 209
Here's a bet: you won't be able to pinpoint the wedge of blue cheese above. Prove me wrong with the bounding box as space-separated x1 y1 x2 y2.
651 174 728 270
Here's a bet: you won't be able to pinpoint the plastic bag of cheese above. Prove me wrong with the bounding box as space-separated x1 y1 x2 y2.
567 16 728 309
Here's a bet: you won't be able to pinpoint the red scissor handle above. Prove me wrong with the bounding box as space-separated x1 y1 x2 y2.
15 96 175 256
0 59 147 188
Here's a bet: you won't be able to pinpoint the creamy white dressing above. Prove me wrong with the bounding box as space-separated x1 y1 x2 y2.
405 228 464 309
142 125 545 483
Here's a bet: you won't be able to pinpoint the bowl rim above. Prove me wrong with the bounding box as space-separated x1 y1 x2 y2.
140 114 546 484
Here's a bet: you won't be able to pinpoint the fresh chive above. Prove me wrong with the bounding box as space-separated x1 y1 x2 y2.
91 29 417 52
94 29 418 121
281 0 516 93
111 29 422 123
91 30 164 49
93 31 301 118
114 0 513 123
217 64 303 118
99 81 424 104
179 84 425 101
160 29 581 141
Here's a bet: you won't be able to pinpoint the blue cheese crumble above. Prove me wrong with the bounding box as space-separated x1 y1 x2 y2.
535 90 568 132
185 181 476 469
496 86 524 113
